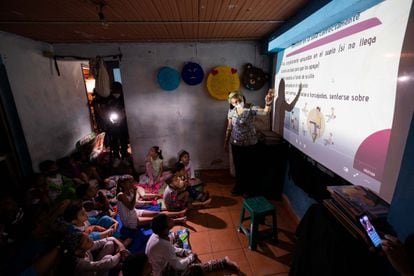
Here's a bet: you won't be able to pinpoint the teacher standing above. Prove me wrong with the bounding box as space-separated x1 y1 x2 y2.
224 89 274 197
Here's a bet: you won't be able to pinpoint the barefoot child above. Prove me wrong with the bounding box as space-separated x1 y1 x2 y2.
163 175 190 212
173 162 210 205
139 146 170 186
146 214 240 276
117 175 186 229
178 150 202 186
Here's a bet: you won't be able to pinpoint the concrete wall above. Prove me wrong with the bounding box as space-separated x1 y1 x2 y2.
0 32 91 171
53 42 271 172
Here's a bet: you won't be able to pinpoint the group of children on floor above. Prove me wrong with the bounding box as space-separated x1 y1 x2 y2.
139 147 212 212
0 145 225 275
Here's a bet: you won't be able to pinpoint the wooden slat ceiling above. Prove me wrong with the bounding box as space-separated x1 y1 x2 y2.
0 0 309 43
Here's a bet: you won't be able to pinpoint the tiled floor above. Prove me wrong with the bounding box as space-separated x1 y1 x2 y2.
170 170 299 276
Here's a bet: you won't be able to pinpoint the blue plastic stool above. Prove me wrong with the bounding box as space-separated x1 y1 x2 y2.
238 196 278 250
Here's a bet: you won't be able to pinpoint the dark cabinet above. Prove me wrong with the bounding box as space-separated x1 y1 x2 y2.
257 131 287 200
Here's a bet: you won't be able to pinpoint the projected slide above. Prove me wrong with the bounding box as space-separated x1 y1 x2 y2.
273 0 412 193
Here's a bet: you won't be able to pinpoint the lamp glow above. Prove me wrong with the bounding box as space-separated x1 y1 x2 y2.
109 112 119 123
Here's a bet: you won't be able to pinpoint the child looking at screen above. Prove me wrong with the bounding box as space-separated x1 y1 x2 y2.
117 175 186 229
178 150 202 186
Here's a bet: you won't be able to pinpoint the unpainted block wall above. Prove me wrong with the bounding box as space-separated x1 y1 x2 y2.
0 32 91 170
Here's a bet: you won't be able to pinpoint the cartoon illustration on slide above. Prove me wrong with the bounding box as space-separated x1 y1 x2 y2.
307 106 325 142
302 122 307 136
275 79 302 136
326 107 336 123
284 107 300 134
302 102 309 116
324 132 334 146
291 111 299 131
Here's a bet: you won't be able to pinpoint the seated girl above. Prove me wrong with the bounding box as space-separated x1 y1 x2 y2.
139 146 171 186
117 175 186 230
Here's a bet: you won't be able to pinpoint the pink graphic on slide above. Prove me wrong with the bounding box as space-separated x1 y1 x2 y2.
353 129 391 181
287 17 382 57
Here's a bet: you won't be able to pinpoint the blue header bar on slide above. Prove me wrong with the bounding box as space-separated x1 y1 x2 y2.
268 0 382 53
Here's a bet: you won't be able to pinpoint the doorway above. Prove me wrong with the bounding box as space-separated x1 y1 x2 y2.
80 61 132 173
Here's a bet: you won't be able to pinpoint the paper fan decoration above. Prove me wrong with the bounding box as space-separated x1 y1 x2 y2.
157 67 180 91
206 66 240 100
182 62 204 86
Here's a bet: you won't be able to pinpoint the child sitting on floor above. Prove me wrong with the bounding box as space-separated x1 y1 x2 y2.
163 175 190 212
164 171 210 211
76 183 115 218
135 186 162 208
178 150 202 186
117 175 186 229
145 214 239 276
25 173 51 206
39 160 76 202
64 201 118 241
57 232 129 275
173 162 210 205
139 146 171 186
